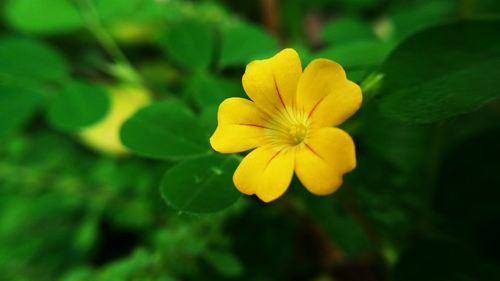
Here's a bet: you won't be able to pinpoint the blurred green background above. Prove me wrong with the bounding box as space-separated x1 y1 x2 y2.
1 0 500 280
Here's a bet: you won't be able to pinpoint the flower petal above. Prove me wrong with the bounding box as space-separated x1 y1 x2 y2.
295 127 356 195
296 59 362 128
210 98 267 153
233 146 295 202
242 48 302 114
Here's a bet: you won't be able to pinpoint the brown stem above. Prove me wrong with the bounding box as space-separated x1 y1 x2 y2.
259 0 283 43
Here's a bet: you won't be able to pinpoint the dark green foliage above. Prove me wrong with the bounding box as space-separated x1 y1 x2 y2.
379 20 500 123
0 0 499 280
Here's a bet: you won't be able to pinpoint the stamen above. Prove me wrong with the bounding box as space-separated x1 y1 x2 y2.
289 123 308 144
264 105 310 147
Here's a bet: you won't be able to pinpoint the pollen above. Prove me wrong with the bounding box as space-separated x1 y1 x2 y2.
263 107 310 149
289 123 308 145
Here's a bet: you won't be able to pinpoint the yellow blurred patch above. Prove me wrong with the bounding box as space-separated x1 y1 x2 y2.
79 85 151 156
108 22 157 45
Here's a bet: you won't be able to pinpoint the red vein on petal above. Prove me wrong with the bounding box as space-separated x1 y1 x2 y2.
305 143 323 160
265 150 281 169
273 74 286 108
238 123 268 129
308 95 326 119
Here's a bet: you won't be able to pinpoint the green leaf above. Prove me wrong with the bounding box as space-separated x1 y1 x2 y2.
95 0 162 22
158 20 214 70
321 16 374 44
379 20 500 123
304 195 373 257
204 250 244 277
218 22 278 68
4 0 84 34
160 154 241 214
0 83 42 138
120 100 209 160
390 0 457 40
0 37 68 83
47 81 110 131
200 105 218 136
185 73 243 109
316 40 394 68
0 37 68 139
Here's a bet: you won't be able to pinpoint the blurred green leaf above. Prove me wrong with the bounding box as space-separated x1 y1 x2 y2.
321 16 374 44
97 248 151 280
379 20 500 123
74 216 99 253
159 20 214 70
95 0 161 22
161 154 241 214
293 44 314 66
120 100 209 160
185 73 243 109
0 83 42 139
59 268 94 281
4 0 84 34
204 250 244 277
200 105 218 136
317 40 394 68
47 81 110 131
0 37 68 138
390 0 457 40
0 37 68 83
304 195 373 257
218 21 278 68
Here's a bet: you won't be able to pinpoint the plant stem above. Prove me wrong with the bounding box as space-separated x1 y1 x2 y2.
360 72 384 100
76 0 142 84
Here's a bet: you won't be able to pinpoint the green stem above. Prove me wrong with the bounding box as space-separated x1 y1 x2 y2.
360 72 384 100
76 0 142 84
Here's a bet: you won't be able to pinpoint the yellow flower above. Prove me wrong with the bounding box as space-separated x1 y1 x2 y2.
79 84 151 156
210 49 362 202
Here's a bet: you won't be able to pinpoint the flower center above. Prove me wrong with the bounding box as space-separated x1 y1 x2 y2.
288 123 308 145
264 107 310 149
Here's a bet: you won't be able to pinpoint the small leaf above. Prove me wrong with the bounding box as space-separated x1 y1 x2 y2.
158 20 214 70
379 20 500 123
120 100 209 160
161 154 241 214
4 0 84 34
218 22 278 68
47 81 110 131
